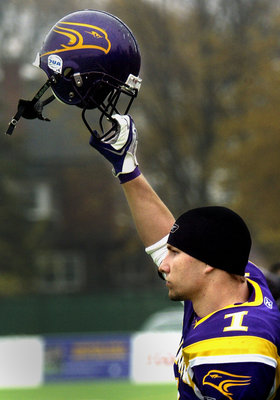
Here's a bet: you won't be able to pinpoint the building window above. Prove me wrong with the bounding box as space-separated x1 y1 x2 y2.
35 251 86 294
26 182 54 221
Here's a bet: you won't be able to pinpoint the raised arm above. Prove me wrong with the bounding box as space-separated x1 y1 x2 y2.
122 174 174 247
89 114 174 248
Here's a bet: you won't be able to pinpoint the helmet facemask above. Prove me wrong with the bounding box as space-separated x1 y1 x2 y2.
76 71 142 138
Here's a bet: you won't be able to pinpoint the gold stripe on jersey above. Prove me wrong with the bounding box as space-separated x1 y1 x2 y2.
194 278 263 329
183 336 279 368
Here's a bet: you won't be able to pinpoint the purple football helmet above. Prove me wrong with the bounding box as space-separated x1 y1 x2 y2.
5 9 141 136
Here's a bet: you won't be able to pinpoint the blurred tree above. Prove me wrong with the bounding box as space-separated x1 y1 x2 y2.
0 117 39 294
109 0 280 266
2 0 280 297
210 0 280 264
109 0 230 215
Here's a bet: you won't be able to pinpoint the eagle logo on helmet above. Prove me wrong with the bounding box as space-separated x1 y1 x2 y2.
41 21 111 57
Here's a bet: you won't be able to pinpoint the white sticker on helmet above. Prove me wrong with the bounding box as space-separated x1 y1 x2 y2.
48 54 63 73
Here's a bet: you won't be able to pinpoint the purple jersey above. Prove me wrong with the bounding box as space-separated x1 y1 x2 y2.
174 262 280 399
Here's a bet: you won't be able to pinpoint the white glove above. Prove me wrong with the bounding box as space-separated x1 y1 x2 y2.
89 114 141 183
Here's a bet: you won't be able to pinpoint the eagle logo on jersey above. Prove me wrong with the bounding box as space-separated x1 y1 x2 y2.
203 370 251 400
41 21 111 57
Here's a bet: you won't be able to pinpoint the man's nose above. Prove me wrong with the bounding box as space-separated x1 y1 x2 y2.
158 256 170 276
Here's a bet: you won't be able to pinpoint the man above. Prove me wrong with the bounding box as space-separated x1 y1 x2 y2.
90 114 280 399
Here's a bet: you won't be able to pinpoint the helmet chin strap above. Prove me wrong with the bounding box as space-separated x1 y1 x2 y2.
5 74 58 135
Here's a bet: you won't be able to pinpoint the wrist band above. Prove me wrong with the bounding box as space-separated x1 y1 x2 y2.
118 167 141 184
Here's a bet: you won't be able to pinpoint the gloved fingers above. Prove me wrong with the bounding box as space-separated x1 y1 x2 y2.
111 113 132 128
100 114 133 150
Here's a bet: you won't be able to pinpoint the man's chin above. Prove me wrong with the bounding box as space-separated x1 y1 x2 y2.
168 291 183 302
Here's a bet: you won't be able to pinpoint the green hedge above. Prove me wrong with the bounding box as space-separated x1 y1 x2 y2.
0 289 175 335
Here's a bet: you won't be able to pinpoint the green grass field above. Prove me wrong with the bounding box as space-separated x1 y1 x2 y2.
0 380 177 400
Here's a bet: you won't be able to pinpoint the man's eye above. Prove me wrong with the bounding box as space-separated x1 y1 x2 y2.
170 249 179 254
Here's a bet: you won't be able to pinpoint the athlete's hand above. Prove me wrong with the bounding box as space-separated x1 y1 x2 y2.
89 114 141 183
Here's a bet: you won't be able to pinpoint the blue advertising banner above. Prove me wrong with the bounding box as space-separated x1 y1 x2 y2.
44 334 130 382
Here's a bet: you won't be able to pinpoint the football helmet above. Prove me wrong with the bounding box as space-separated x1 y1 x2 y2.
6 10 141 136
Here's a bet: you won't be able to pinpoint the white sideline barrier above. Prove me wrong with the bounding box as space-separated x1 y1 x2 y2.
130 331 181 383
0 336 44 388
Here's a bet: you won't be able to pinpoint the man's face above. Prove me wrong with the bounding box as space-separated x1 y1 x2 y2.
159 244 207 302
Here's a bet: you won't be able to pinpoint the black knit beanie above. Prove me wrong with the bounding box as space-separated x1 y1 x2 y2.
167 206 251 276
